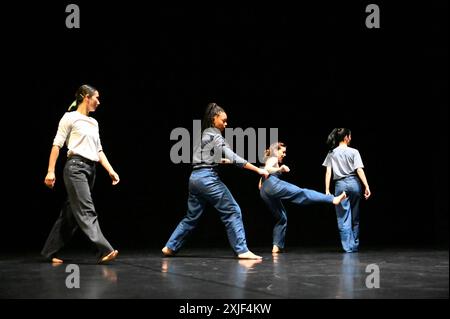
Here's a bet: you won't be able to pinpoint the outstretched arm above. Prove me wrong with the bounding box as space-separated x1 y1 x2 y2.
356 168 371 199
264 157 290 174
98 151 120 185
44 145 61 189
244 162 269 178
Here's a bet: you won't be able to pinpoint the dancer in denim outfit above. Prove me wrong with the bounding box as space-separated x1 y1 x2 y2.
259 142 347 253
42 84 119 264
162 103 269 259
323 128 371 253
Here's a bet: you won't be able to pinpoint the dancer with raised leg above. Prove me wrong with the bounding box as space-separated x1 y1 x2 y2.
259 142 347 253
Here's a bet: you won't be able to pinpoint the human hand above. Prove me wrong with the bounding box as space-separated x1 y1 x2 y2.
258 168 269 179
364 187 371 199
280 165 290 173
110 171 120 185
44 172 56 189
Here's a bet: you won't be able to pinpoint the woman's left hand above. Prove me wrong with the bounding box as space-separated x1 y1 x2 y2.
110 171 120 185
364 187 371 199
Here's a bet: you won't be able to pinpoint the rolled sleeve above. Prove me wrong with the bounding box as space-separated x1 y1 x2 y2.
97 134 103 153
52 114 71 148
322 153 332 167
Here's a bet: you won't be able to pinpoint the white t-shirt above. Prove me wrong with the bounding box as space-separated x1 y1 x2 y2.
322 145 364 180
53 111 103 162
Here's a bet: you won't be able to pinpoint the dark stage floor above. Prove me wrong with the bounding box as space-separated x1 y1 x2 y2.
0 247 447 299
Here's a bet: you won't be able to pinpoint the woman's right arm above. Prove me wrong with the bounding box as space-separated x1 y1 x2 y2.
45 113 71 189
325 166 332 195
243 162 269 178
211 133 268 177
44 145 60 189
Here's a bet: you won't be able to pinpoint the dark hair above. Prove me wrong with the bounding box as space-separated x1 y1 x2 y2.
68 84 98 111
201 102 225 132
264 142 286 162
326 128 351 151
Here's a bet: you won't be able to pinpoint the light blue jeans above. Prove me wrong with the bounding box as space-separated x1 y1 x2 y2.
165 168 249 254
260 175 334 249
334 175 361 253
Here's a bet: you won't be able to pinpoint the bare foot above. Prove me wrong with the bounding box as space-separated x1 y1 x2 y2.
272 245 283 254
99 250 119 264
51 257 63 264
162 246 175 257
333 191 347 205
238 251 263 260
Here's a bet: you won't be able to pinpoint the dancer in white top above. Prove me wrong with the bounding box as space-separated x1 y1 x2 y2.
42 84 119 264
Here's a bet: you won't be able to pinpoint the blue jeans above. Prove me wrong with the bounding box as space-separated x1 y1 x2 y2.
334 175 361 253
260 175 334 249
165 168 249 254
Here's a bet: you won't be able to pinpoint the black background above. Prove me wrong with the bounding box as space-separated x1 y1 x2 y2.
2 1 447 253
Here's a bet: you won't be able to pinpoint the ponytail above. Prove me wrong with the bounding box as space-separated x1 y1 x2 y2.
326 128 339 151
68 100 77 111
201 102 225 132
327 128 351 152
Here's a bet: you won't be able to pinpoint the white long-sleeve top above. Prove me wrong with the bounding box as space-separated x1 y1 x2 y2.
53 111 103 162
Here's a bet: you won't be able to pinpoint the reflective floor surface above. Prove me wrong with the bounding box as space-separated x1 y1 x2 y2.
0 247 447 299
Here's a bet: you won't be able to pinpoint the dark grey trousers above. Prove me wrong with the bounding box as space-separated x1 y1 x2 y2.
41 155 114 259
